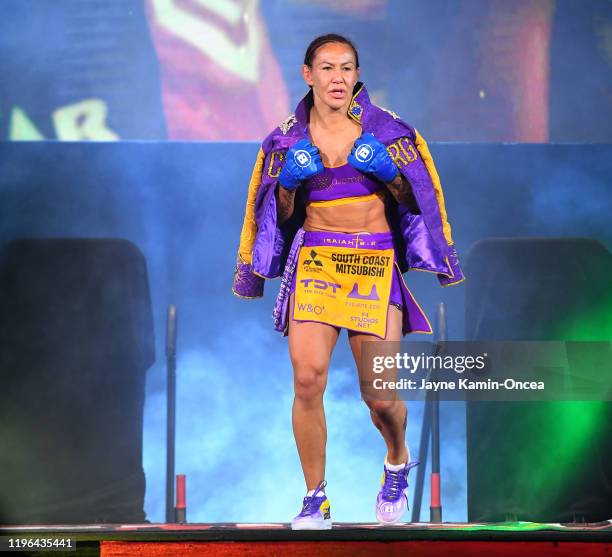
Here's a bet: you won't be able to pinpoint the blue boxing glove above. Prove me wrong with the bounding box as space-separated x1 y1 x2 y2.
348 132 399 184
278 138 324 190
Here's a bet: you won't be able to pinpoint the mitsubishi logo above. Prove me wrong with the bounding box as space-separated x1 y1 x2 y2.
303 250 323 267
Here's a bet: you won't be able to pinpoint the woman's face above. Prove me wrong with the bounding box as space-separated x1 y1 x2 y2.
302 42 360 112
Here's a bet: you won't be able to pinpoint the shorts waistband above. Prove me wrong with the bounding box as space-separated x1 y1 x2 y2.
302 230 394 250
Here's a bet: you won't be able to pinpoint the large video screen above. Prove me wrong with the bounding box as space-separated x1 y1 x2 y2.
1 0 610 142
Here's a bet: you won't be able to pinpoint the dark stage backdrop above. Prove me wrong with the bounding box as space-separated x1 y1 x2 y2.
0 238 155 524
0 141 610 522
465 238 612 523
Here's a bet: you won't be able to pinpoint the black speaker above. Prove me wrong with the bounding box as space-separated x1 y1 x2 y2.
0 238 155 524
465 238 612 523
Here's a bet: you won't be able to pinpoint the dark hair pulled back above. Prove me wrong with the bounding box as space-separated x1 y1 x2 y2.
303 33 360 68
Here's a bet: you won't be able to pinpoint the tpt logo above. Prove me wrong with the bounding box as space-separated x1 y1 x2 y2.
300 279 340 293
295 150 312 168
303 250 323 267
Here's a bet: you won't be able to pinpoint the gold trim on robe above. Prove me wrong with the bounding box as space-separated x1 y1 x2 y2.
237 147 265 264
413 129 454 246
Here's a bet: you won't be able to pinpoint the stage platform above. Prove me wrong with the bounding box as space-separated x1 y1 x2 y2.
1 521 610 556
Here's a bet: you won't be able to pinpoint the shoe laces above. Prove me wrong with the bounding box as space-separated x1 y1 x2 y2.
381 461 419 501
299 479 327 516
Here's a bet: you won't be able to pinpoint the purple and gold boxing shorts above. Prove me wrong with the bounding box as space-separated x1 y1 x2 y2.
273 229 432 339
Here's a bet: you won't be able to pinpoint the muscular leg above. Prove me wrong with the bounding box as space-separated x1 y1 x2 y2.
288 292 340 491
349 306 410 465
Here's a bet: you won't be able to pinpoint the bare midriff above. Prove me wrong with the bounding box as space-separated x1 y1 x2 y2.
303 193 391 233
303 113 391 234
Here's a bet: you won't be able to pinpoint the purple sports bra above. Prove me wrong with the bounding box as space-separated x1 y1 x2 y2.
301 163 384 203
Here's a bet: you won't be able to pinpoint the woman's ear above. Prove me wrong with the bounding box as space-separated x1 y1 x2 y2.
302 64 313 87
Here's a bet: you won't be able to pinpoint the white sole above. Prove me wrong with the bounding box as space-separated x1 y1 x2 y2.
376 495 407 525
290 518 332 530
376 517 406 525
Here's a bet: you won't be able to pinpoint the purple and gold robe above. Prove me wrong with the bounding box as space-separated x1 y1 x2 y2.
232 83 464 330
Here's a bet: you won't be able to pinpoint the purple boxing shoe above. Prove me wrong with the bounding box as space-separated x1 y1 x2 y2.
291 480 332 530
375 459 419 524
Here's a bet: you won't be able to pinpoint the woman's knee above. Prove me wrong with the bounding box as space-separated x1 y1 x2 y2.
293 362 327 401
366 398 404 418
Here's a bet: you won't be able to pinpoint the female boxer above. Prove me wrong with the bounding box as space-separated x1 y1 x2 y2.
232 33 464 529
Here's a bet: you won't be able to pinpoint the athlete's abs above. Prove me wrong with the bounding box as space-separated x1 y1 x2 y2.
301 118 391 234
300 161 391 234
304 195 390 233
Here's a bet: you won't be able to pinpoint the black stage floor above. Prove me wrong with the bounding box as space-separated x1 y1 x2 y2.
2 520 611 542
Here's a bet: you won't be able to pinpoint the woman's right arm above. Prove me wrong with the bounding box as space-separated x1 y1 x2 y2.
275 138 323 224
276 184 296 224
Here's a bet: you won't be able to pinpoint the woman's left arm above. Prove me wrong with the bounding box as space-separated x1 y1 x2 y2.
385 173 420 212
